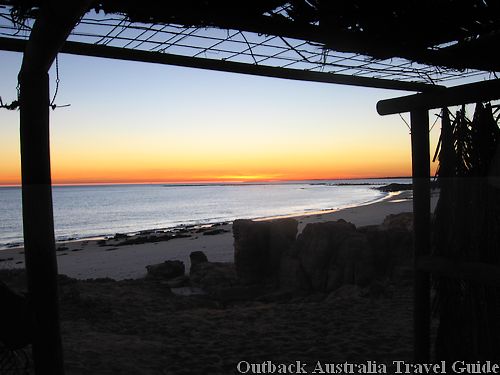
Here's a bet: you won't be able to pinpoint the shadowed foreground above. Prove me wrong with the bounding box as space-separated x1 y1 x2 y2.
3 269 415 374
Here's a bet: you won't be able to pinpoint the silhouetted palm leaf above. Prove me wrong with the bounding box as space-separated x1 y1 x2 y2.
433 103 500 360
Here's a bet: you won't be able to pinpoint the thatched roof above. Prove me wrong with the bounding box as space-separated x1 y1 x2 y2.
91 0 500 71
1 0 499 88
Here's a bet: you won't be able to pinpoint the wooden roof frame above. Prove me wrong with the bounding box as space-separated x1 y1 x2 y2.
2 0 499 88
0 36 440 92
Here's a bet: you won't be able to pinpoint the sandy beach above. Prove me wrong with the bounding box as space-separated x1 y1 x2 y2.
0 190 435 280
1 190 439 374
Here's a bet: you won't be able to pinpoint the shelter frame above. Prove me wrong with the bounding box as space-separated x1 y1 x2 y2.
1 1 500 372
377 79 500 361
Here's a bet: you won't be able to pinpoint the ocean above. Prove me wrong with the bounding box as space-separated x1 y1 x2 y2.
0 178 410 249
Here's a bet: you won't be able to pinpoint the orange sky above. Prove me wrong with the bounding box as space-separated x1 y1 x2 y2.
0 141 433 186
0 143 419 185
0 118 417 185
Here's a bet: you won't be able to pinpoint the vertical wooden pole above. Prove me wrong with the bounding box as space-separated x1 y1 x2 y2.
19 71 64 375
16 2 91 374
410 109 431 361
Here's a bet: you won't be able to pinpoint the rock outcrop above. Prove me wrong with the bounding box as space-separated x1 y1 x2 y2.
381 212 413 231
233 218 297 284
189 251 208 270
146 260 185 280
190 260 237 292
234 214 413 294
295 220 356 291
144 213 413 300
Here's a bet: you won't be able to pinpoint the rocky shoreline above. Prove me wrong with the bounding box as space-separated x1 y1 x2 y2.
137 212 413 302
1 212 419 374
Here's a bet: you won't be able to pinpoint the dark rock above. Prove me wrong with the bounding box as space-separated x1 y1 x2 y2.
146 260 185 280
189 251 208 271
326 233 373 291
233 220 270 283
358 223 412 280
190 261 237 292
116 232 192 246
278 253 310 292
376 183 413 192
276 216 413 294
203 228 229 236
194 227 207 233
268 219 299 280
227 212 413 297
295 220 356 291
233 218 297 284
380 212 413 231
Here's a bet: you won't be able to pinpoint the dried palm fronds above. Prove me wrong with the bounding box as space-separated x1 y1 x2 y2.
433 103 500 360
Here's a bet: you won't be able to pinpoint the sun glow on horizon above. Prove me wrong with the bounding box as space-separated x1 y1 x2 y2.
0 143 421 186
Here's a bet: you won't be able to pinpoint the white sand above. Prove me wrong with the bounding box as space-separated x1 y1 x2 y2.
0 190 438 280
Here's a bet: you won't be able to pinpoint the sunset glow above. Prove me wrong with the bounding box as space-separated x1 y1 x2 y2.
0 52 440 186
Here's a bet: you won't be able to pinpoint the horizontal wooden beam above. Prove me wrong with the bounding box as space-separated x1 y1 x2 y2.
0 37 437 92
417 255 500 287
377 78 500 115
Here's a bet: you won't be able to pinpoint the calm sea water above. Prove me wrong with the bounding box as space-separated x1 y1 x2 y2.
0 178 410 248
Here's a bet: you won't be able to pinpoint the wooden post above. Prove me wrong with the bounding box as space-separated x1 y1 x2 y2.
410 109 431 361
16 2 92 373
19 70 64 374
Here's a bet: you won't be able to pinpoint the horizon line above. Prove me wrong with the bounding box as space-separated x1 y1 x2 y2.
0 176 412 188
